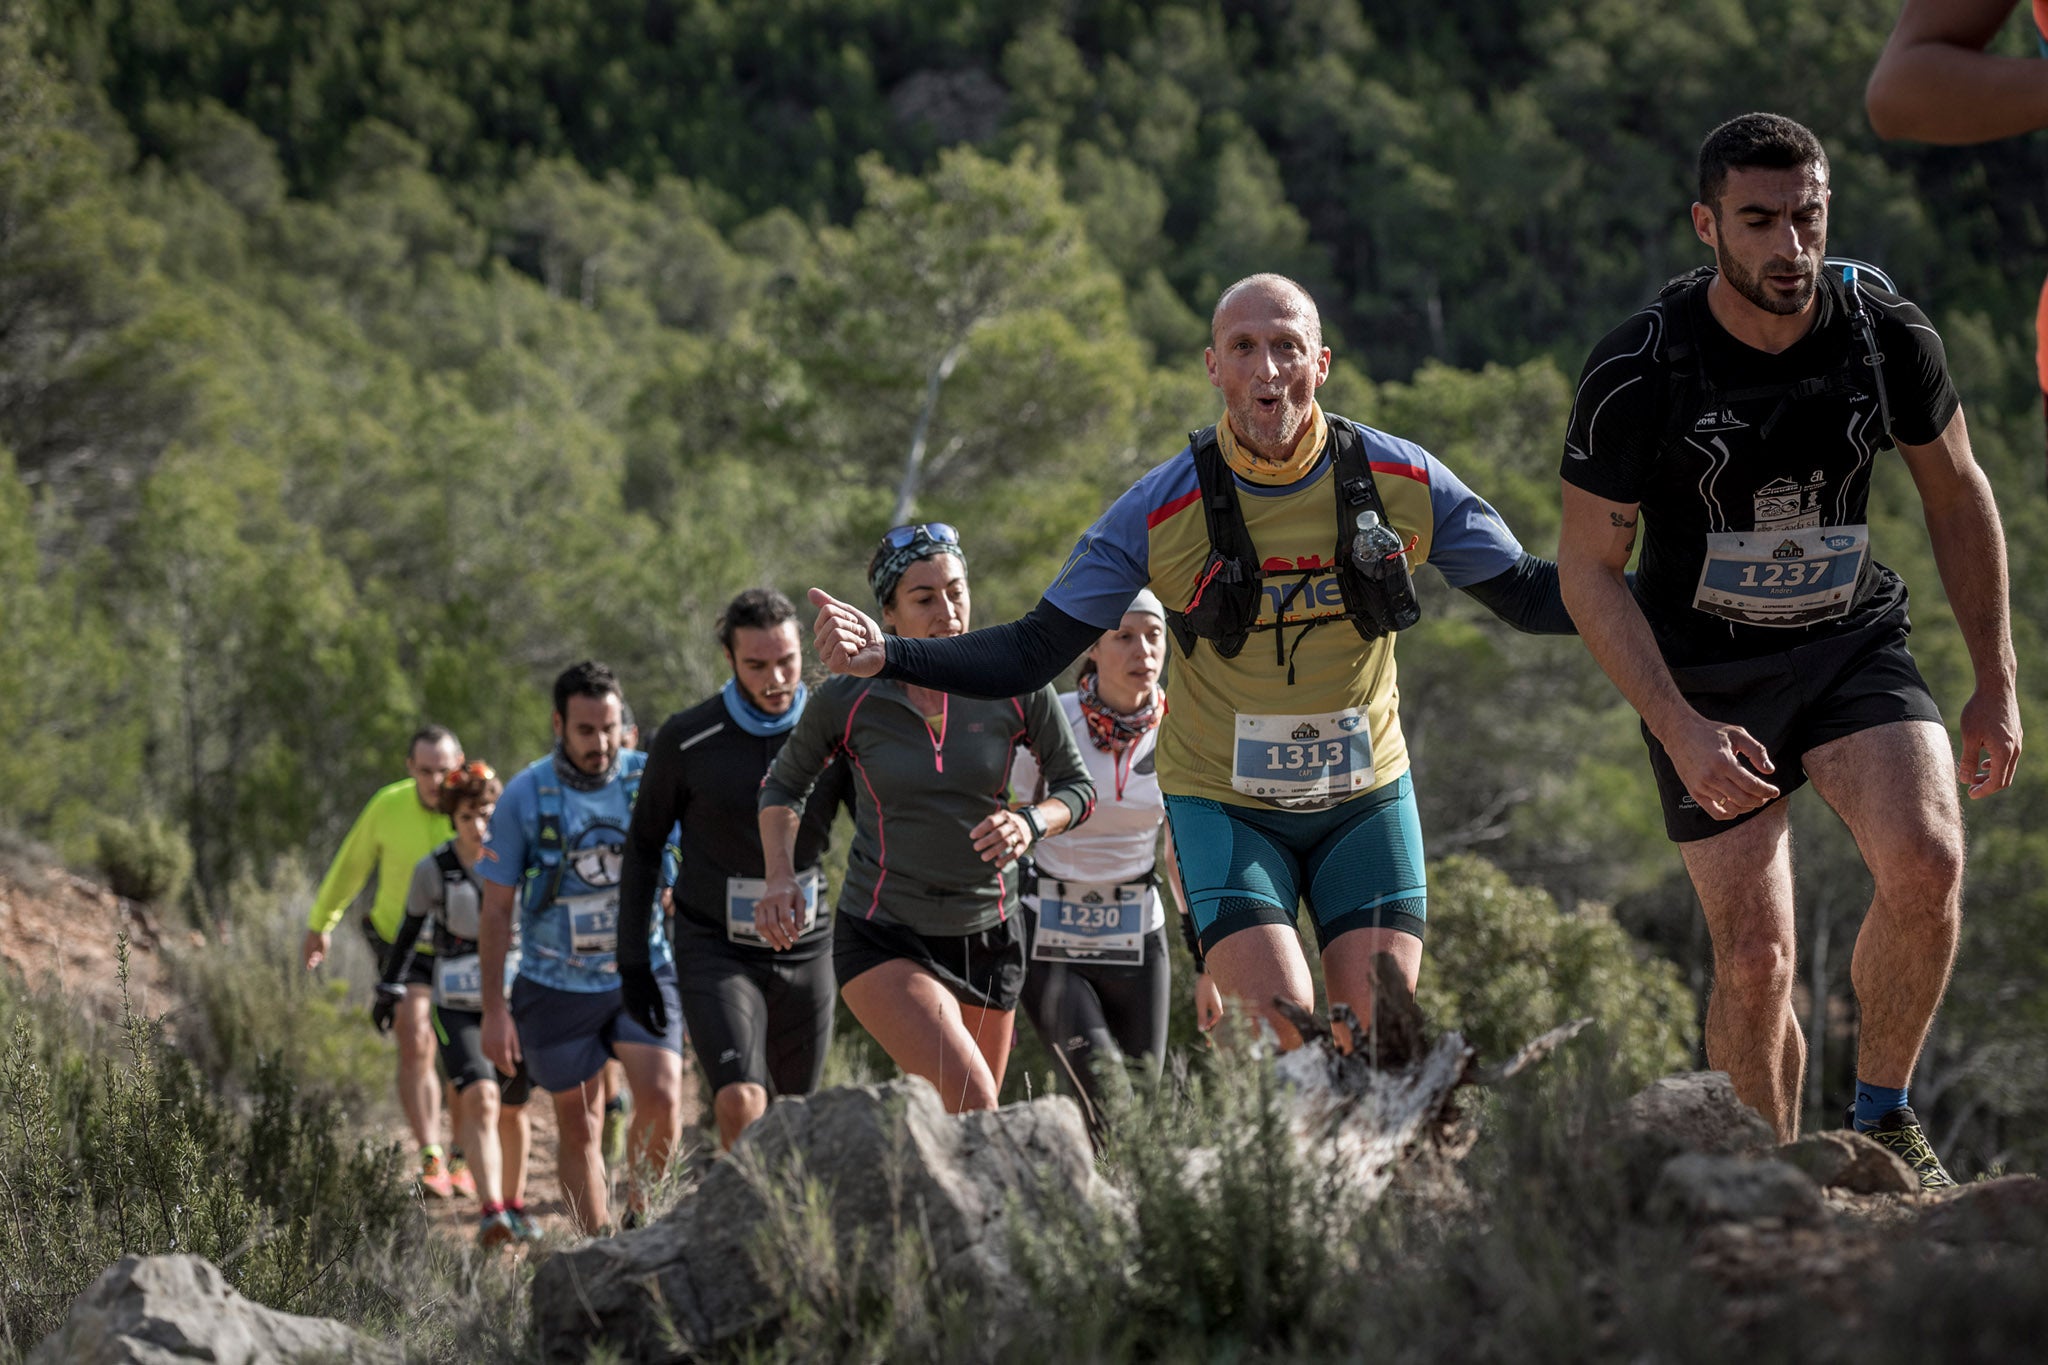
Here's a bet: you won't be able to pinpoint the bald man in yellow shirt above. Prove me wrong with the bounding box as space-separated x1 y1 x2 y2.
304 725 464 1195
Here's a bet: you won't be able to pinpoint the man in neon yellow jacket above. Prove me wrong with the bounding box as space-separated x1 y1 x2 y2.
303 725 464 1194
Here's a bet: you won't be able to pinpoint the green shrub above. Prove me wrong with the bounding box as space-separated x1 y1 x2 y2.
1007 1035 1738 1363
738 1128 979 1365
93 815 192 907
1420 854 1697 1092
0 939 414 1352
163 896 389 1110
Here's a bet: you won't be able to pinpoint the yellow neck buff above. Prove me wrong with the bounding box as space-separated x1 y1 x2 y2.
1217 402 1328 486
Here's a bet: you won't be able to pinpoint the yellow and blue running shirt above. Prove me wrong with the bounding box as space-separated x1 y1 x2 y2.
1043 406 1527 809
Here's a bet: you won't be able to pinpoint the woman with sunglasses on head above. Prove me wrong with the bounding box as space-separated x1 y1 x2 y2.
757 524 1095 1114
375 762 541 1247
1010 589 1221 1139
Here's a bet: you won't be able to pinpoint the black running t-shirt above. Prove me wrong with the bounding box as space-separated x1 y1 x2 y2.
1561 273 1958 666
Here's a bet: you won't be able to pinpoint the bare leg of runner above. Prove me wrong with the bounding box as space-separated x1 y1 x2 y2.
1804 721 1964 1090
1321 927 1425 1053
616 1040 685 1216
397 987 442 1149
499 1103 530 1207
1681 801 1803 1140
841 960 1006 1113
959 1003 1014 1095
551 1080 607 1234
714 1083 769 1150
1204 923 1316 1050
454 1081 504 1206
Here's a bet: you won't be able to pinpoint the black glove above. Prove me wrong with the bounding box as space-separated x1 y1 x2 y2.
619 963 667 1036
370 982 406 1034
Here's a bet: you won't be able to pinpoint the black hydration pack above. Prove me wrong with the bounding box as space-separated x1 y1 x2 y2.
1163 418 1421 682
1653 258 1897 453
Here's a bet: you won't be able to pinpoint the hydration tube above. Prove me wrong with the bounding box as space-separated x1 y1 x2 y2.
1832 259 1896 444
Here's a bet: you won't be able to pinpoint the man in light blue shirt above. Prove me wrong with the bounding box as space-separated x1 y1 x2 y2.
479 661 685 1235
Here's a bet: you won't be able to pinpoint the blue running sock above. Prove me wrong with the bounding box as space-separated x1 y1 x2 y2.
1854 1080 1909 1131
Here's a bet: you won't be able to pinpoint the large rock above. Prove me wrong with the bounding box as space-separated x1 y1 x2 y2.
1607 1073 1776 1205
1916 1175 2048 1246
532 1077 1108 1363
31 1254 401 1365
1649 1154 1825 1228
1777 1130 1917 1195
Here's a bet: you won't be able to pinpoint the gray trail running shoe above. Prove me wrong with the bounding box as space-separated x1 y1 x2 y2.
1850 1104 1958 1190
477 1210 517 1249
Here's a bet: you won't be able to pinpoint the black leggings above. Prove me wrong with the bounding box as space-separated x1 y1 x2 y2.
1019 907 1170 1136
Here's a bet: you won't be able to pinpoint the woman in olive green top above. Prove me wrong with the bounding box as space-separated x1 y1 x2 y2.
759 525 1094 1113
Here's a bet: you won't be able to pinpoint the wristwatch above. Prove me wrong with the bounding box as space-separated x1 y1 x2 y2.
1016 805 1046 845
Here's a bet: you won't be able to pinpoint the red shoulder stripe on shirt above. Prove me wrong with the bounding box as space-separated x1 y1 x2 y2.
1146 488 1203 528
1370 460 1429 486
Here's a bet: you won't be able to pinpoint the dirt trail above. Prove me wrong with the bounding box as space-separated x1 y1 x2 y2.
404 1078 708 1246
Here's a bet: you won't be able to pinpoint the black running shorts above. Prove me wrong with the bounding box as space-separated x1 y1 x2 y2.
1645 601 1943 843
833 912 1027 1014
670 919 836 1096
432 1005 534 1106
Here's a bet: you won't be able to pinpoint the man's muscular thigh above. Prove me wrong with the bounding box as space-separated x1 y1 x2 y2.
1803 720 1962 878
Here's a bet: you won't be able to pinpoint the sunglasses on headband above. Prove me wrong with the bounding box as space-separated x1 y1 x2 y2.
881 523 960 550
442 760 497 788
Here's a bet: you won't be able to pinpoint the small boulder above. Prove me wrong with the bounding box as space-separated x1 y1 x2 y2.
1613 1072 1776 1157
531 1077 1108 1363
1608 1072 1777 1201
31 1254 401 1365
1916 1175 2048 1247
1777 1130 1917 1195
1650 1153 1825 1228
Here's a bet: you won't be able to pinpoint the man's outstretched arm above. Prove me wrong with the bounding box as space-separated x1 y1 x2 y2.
1867 0 2048 143
1556 483 1781 820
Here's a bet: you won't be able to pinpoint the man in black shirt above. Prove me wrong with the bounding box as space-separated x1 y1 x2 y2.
1558 113 2021 1185
617 589 854 1149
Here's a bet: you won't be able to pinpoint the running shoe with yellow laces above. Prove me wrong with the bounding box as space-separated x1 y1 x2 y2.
447 1153 477 1199
417 1148 455 1199
1851 1105 1957 1191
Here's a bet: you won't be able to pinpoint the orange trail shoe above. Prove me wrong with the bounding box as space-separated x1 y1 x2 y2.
418 1149 455 1199
447 1155 477 1200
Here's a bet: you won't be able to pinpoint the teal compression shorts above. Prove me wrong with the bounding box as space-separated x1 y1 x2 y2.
1164 773 1427 955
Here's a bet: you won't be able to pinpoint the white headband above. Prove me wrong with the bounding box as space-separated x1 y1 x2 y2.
1124 588 1166 621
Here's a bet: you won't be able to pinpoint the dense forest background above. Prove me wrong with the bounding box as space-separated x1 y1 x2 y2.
4 0 2046 1173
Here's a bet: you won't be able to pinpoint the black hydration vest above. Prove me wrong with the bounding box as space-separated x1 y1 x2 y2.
1653 264 1896 453
1162 418 1421 680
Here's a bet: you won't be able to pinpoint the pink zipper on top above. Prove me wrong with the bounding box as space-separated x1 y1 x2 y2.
923 694 948 774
